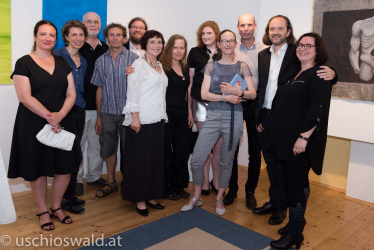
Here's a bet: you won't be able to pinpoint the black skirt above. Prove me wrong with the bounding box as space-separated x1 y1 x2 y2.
121 121 165 202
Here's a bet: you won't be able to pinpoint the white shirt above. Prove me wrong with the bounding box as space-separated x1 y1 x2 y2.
262 43 288 109
122 57 168 125
235 39 268 90
129 41 145 57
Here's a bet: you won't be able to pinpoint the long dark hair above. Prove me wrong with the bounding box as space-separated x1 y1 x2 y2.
262 15 296 46
159 34 188 72
32 20 58 52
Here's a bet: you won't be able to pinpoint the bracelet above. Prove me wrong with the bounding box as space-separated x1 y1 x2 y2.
240 90 244 98
299 135 309 141
221 94 225 102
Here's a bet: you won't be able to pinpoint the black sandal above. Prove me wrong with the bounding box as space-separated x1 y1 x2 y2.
36 211 54 231
50 207 73 224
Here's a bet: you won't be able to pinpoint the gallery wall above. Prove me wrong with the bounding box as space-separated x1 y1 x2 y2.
1 0 371 194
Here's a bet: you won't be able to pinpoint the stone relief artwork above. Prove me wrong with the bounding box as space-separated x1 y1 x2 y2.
313 0 374 102
349 16 374 82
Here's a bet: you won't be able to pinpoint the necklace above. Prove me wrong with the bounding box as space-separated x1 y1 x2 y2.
144 54 160 68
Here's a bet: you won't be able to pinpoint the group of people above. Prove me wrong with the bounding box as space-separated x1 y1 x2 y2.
8 9 337 249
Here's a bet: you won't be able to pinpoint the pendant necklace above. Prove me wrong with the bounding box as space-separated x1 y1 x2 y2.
144 54 160 68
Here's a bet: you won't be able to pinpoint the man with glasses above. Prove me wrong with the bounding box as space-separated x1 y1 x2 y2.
223 13 267 210
254 15 337 226
74 12 109 198
123 17 148 56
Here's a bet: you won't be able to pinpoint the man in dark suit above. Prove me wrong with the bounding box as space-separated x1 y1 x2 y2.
253 15 336 225
123 17 148 56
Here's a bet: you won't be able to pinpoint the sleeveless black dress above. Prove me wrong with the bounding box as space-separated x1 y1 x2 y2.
8 55 82 181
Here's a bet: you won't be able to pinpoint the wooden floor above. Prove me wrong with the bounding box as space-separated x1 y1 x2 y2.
1 166 374 249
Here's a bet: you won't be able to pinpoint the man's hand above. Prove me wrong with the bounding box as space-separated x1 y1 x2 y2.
95 117 102 135
126 64 135 75
257 123 264 132
317 66 335 80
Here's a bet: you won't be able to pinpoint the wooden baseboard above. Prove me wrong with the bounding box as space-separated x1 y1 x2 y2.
309 180 346 193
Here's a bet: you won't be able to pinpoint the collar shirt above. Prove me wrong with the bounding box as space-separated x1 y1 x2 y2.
129 41 145 57
79 39 109 110
262 42 288 109
54 47 87 109
235 39 268 90
91 47 138 114
122 57 168 125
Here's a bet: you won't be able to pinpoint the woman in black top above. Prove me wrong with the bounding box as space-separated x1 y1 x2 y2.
8 20 82 231
268 33 332 250
187 21 222 195
159 35 193 200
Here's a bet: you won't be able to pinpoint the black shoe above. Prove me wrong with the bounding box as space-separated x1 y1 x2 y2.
136 206 148 217
75 183 84 196
252 202 275 215
246 192 257 210
201 188 210 196
87 177 106 187
179 190 190 199
165 193 181 200
270 233 304 250
71 197 85 206
145 201 165 209
269 208 287 225
223 190 237 206
210 180 218 194
278 218 306 236
61 199 85 214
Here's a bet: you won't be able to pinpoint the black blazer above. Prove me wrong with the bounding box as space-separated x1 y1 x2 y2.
123 42 130 50
255 44 301 123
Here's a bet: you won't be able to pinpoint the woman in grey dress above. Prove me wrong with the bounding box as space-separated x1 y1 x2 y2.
182 30 256 215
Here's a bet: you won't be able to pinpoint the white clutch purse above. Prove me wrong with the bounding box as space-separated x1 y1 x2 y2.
36 124 76 151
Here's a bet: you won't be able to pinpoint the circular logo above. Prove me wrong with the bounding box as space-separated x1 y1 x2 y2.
0 235 11 246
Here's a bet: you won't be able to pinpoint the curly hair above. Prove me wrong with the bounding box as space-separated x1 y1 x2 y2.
103 23 127 38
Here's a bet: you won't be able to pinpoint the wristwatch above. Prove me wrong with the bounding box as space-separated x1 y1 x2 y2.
240 90 244 98
299 135 309 141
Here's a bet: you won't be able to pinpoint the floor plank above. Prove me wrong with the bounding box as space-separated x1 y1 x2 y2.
1 166 373 249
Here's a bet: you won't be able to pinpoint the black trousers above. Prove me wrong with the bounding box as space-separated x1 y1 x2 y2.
229 101 262 194
280 154 311 208
64 106 85 200
164 105 190 195
257 109 287 210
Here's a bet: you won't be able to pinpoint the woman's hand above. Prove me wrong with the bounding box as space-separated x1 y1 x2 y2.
126 64 135 75
317 66 335 80
188 111 194 128
51 124 62 134
220 82 237 95
225 94 242 104
131 115 141 134
46 112 63 127
293 138 308 156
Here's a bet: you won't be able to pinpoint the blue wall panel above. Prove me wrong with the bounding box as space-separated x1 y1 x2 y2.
43 0 107 49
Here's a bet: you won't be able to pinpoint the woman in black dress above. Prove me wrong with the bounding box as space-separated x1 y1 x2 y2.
8 20 82 231
159 35 193 200
268 33 332 249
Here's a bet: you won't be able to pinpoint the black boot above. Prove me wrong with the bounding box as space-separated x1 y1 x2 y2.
278 217 306 236
272 203 306 249
270 233 304 249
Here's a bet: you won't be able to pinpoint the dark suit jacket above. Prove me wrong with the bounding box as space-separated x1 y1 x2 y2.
123 42 130 50
255 44 300 122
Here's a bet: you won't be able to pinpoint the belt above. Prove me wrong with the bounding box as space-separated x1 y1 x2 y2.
262 108 274 115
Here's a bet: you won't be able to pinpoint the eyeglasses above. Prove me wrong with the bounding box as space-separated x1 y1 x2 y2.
220 39 235 45
131 25 145 30
84 20 100 25
296 43 316 50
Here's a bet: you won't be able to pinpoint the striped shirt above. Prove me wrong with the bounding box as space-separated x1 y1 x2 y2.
91 47 138 114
